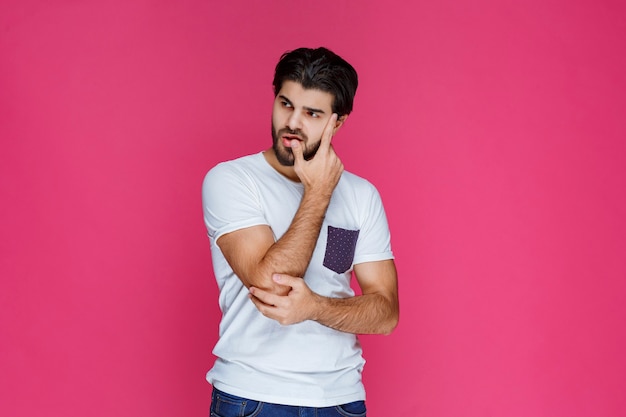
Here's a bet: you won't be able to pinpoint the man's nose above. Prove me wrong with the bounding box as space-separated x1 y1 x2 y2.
286 111 302 131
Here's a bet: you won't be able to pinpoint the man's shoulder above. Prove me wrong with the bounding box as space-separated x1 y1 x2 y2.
202 153 268 197
205 152 264 179
340 170 380 194
211 152 263 171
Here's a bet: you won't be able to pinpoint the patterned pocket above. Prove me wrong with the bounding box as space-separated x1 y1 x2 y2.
323 226 360 274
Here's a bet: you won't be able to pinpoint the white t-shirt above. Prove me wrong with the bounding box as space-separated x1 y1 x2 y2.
202 152 393 407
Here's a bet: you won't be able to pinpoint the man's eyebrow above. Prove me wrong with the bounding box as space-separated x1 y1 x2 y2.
278 95 292 105
304 106 325 115
278 95 326 115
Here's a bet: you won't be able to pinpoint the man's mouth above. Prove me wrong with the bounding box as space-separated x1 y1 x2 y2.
282 134 302 147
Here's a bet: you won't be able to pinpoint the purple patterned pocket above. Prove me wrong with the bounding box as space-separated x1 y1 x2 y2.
323 226 360 274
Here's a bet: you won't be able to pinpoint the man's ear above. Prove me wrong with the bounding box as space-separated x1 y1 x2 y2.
333 114 348 134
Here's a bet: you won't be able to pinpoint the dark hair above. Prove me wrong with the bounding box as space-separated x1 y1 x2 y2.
272 47 359 116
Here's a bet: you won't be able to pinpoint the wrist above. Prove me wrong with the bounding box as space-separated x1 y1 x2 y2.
302 187 334 207
309 293 326 322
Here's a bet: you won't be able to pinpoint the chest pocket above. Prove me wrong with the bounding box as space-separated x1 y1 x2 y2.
323 226 360 274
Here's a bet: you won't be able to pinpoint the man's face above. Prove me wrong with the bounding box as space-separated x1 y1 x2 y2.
271 80 336 166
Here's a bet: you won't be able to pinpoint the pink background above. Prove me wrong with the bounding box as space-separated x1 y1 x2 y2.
2 1 625 416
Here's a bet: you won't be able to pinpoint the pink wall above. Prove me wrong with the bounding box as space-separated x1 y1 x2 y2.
1 1 625 416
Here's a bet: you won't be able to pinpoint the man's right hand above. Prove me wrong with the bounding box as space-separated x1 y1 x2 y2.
291 113 344 196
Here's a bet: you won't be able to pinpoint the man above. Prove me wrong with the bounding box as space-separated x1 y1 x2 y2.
202 47 398 416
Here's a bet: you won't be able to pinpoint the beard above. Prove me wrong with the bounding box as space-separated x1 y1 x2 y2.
271 123 321 166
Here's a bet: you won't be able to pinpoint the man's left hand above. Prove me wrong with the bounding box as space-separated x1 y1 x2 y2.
248 274 320 325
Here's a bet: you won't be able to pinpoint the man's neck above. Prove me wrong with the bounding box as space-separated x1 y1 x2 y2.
262 149 300 182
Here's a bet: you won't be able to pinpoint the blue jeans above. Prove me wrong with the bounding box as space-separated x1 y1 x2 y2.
210 387 367 417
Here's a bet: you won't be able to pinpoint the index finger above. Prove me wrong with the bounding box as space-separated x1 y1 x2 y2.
290 138 305 166
318 113 338 152
249 286 279 306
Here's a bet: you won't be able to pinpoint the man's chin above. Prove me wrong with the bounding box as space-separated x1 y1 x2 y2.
273 147 295 167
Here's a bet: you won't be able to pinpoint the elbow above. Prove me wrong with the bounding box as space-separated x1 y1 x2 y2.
380 314 399 335
236 261 287 295
380 296 399 335
360 295 399 335
381 298 400 335
244 269 291 296
251 261 304 296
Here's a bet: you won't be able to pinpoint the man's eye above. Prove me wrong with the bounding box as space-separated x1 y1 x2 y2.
308 111 319 118
282 101 292 108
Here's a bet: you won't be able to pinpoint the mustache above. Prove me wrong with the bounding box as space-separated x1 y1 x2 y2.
278 128 306 138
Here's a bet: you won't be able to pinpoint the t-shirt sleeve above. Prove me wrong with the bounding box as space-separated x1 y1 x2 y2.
202 162 269 243
353 182 394 265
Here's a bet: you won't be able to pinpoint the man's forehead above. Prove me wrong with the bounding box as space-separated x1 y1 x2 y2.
278 81 334 110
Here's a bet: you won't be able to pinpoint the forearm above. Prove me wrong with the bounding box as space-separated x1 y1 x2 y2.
252 190 331 292
311 292 399 335
248 260 399 332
